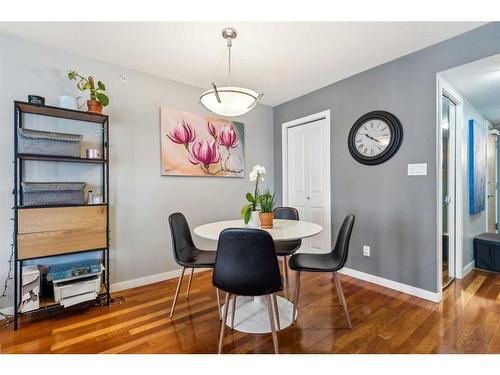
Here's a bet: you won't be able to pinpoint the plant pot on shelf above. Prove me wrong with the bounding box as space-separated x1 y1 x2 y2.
87 100 103 114
247 210 260 227
259 212 274 229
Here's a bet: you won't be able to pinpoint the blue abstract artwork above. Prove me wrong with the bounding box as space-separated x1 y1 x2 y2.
469 119 486 215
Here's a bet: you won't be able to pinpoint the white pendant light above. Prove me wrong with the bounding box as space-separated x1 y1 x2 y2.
200 28 263 117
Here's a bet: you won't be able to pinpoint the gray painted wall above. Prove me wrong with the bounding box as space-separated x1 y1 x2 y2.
0 33 274 307
273 22 500 293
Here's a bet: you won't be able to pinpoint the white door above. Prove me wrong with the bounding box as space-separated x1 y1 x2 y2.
441 95 456 286
284 113 331 253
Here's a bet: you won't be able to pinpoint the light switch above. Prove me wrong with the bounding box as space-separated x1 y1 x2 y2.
408 163 427 176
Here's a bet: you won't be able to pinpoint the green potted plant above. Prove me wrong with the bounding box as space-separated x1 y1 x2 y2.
68 70 109 113
259 190 276 229
241 164 265 226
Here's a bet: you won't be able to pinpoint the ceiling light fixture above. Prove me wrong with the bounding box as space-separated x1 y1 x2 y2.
200 27 263 117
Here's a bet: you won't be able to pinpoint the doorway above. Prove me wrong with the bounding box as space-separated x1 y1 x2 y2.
282 110 331 253
441 95 457 288
487 130 499 233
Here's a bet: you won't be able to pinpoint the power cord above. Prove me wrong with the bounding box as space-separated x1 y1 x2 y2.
96 293 126 307
0 233 15 326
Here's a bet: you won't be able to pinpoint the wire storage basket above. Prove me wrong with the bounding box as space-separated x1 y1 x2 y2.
18 129 82 157
21 182 86 206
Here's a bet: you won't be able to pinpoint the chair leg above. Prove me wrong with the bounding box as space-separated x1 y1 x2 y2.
218 293 231 354
272 293 280 332
169 267 186 318
283 257 290 299
186 268 194 299
231 295 237 329
333 272 352 329
332 272 342 304
216 288 222 321
265 295 280 354
292 271 301 325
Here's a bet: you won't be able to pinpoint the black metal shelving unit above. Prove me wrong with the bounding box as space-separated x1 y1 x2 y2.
13 101 110 330
18 154 107 164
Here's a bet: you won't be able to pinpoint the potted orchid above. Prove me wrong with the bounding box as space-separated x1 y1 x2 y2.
241 164 266 226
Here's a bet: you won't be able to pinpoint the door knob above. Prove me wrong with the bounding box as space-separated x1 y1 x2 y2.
306 196 310 200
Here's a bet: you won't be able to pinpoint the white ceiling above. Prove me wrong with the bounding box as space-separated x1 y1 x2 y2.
0 22 486 107
441 53 500 125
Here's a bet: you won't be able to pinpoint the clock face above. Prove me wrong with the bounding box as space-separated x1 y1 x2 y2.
354 120 392 158
348 111 403 165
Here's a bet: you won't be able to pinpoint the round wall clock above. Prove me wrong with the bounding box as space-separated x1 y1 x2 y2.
348 111 403 165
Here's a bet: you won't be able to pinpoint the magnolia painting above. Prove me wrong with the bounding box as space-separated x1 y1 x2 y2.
160 107 244 177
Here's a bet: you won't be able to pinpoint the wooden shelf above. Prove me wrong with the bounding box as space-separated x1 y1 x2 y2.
15 101 108 124
18 153 107 164
17 203 107 210
18 247 106 261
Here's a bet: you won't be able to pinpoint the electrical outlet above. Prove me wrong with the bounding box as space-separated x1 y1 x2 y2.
363 245 370 257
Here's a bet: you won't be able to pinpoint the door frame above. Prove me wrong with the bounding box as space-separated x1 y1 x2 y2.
436 76 464 297
486 128 499 233
282 109 332 252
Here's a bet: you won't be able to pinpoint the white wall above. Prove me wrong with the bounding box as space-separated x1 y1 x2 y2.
461 100 489 269
0 33 274 308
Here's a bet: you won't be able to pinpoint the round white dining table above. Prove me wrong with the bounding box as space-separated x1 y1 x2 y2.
193 219 323 334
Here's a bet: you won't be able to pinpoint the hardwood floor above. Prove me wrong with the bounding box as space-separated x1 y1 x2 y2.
1 267 499 354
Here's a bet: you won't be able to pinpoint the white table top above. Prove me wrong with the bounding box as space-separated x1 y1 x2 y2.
193 219 323 242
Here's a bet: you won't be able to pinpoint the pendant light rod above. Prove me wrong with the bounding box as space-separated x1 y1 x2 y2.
228 40 231 86
222 27 237 87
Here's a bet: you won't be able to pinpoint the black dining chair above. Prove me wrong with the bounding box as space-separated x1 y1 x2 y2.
273 207 301 298
289 214 355 329
168 212 221 319
213 228 283 354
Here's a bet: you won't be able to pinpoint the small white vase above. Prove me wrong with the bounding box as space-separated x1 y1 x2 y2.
58 95 78 110
247 210 260 227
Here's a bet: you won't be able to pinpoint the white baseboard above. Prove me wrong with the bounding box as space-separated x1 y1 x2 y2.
0 267 210 318
462 261 475 278
339 267 441 303
110 267 209 293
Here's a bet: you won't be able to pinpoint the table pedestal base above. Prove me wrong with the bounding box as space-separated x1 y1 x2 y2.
221 295 296 334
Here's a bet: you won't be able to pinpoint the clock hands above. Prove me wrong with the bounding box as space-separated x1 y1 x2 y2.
361 133 381 143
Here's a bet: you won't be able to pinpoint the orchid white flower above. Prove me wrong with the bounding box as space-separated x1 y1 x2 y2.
249 170 257 182
249 164 266 181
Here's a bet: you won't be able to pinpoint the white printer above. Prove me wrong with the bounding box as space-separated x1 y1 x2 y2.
47 260 103 308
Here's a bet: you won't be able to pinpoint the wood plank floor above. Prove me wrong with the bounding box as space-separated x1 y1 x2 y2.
1 267 499 354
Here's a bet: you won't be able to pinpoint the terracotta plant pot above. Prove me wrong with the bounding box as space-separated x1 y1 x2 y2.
259 212 274 229
87 99 103 114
